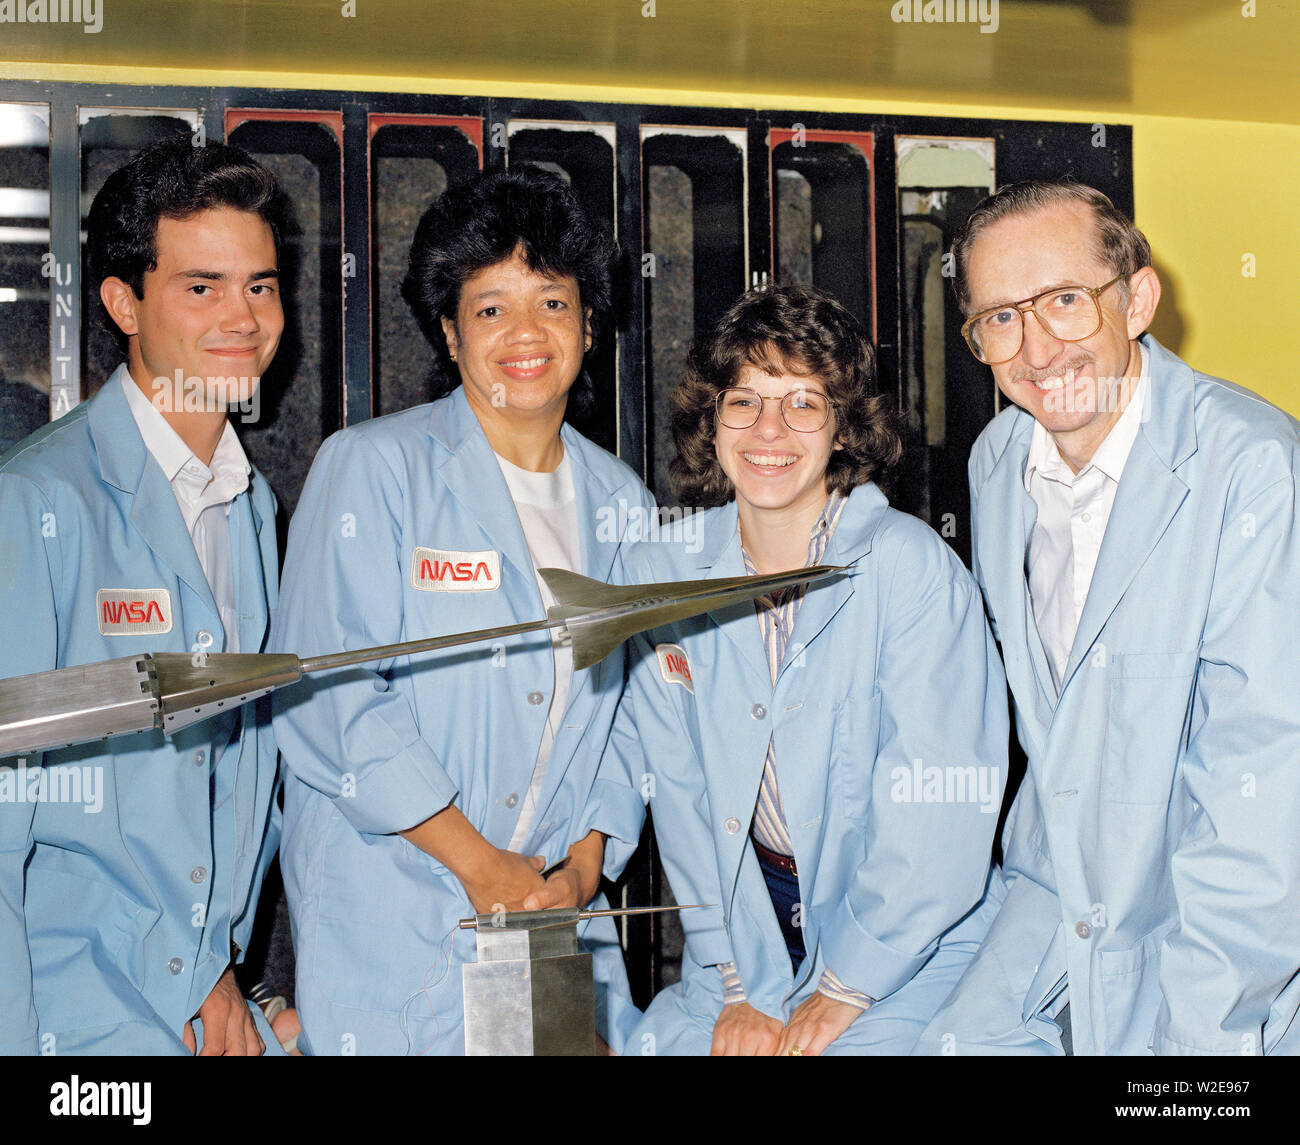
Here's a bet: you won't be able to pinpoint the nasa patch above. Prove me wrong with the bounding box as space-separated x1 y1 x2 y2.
97 588 173 636
411 547 501 593
656 643 694 693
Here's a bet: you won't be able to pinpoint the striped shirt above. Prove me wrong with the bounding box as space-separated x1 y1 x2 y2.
718 492 872 1011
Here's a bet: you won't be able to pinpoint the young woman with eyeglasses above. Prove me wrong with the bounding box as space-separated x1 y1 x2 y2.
613 284 1010 1056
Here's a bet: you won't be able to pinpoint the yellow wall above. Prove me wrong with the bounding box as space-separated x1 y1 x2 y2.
1135 115 1297 402
5 60 1296 416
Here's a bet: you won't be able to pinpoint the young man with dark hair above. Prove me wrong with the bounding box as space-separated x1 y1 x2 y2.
0 135 286 1055
916 180 1300 1056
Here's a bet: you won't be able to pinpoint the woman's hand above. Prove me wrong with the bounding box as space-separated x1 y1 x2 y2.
775 992 865 1057
459 847 547 914
523 830 605 911
710 1002 784 1056
400 804 547 914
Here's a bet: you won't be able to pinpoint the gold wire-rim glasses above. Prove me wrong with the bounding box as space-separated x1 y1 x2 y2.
960 273 1128 365
714 387 837 433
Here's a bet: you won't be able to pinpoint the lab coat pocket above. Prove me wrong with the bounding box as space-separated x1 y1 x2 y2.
1097 920 1177 1054
830 690 883 821
1103 651 1197 805
26 864 141 1031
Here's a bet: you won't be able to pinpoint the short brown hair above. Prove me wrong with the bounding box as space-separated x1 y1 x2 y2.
952 179 1153 315
668 284 902 507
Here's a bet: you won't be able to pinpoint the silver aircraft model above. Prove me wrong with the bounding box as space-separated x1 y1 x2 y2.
0 564 844 759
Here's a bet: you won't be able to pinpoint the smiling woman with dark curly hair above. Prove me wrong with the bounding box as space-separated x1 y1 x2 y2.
612 283 1010 1056
668 284 902 507
269 166 653 1056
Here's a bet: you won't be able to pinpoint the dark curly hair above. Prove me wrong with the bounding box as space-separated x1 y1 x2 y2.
87 135 284 350
669 285 902 506
401 167 618 418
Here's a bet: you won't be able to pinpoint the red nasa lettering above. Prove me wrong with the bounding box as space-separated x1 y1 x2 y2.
417 559 494 583
410 547 500 593
656 642 694 693
101 599 167 624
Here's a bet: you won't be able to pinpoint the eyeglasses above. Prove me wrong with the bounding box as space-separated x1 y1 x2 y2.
715 387 835 433
961 274 1127 365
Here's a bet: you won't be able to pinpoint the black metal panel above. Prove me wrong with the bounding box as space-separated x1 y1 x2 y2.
771 138 872 328
226 115 343 515
506 120 619 455
612 103 646 479
747 116 772 293
641 127 748 502
872 123 901 429
367 115 483 420
79 111 196 397
342 100 373 428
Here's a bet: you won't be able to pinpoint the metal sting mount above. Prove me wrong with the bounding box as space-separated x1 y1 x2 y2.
0 651 303 759
0 564 844 759
458 905 707 1056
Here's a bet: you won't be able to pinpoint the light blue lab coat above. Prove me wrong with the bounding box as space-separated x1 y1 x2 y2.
270 386 654 1055
916 335 1300 1056
0 366 282 1055
614 484 1009 1055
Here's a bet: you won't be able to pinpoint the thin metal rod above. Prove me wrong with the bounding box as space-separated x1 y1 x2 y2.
458 904 714 931
297 616 568 674
529 904 714 933
577 904 714 921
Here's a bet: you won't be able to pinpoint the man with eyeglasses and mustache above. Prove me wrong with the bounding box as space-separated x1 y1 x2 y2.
914 179 1300 1056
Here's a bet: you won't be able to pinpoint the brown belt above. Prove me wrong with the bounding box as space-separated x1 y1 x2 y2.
751 836 798 876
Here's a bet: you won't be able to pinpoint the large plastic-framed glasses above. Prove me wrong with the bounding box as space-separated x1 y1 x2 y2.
715 387 835 432
961 273 1127 365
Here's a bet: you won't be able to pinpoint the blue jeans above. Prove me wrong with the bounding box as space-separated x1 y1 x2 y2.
755 849 805 977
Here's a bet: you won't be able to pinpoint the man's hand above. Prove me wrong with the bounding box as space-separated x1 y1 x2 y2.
775 992 864 1057
523 831 605 911
182 969 265 1056
710 1002 783 1056
459 847 547 914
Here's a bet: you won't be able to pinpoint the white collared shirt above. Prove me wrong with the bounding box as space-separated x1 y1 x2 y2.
119 369 252 653
1024 343 1150 693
